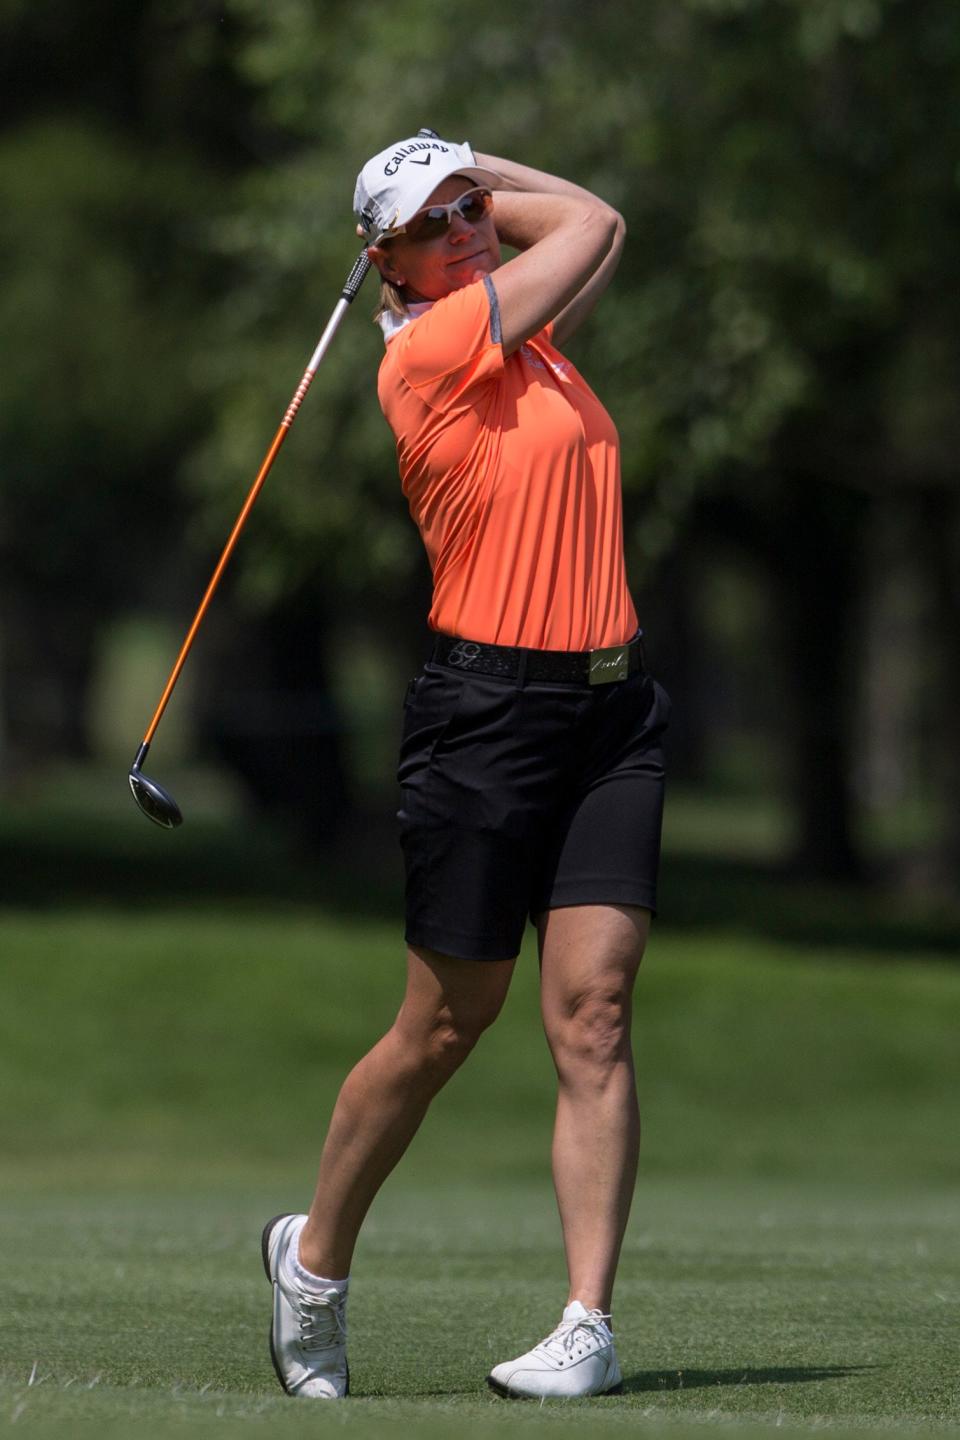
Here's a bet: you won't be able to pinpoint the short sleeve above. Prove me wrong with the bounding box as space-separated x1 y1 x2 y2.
392 278 504 413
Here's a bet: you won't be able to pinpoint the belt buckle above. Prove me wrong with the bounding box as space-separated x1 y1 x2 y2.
588 643 630 685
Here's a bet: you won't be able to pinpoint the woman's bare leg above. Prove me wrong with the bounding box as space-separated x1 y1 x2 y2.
538 904 649 1318
298 946 515 1278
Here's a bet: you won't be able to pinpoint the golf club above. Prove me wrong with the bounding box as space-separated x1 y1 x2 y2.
128 247 372 828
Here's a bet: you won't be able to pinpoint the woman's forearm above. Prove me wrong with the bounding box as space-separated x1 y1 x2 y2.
473 151 620 254
474 151 613 210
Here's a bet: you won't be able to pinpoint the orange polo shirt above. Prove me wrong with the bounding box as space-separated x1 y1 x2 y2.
377 277 638 652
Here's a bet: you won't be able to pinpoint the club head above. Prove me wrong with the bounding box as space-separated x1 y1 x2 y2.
129 765 183 829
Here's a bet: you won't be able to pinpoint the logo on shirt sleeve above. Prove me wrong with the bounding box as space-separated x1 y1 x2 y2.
521 345 571 380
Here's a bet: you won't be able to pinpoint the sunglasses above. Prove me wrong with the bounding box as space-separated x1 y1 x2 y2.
384 187 493 244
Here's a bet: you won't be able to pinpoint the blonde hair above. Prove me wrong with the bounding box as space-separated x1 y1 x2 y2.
373 277 408 324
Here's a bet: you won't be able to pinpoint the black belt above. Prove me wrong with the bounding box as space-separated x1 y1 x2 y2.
431 631 645 686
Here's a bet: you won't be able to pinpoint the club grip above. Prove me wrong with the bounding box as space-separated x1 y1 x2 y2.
417 127 440 138
341 248 372 302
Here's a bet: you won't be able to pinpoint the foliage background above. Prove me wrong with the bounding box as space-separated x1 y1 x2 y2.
2 0 960 890
2 8 959 1430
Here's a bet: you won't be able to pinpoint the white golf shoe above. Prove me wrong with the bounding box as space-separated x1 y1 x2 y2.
487 1300 622 1399
261 1213 349 1399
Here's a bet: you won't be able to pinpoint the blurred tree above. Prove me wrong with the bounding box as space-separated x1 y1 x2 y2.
0 2 256 776
188 0 960 882
668 0 960 880
3 0 958 883
0 119 211 764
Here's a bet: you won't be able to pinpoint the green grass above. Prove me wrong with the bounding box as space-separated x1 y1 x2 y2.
0 786 958 1436
2 1178 957 1436
1 906 956 1188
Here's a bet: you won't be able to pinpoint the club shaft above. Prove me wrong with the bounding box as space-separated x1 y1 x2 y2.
141 421 289 746
307 297 350 374
140 254 370 749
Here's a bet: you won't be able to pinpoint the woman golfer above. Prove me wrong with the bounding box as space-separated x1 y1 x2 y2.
262 133 669 1401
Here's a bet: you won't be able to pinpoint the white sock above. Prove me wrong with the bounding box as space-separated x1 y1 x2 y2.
284 1218 349 1292
293 1253 349 1293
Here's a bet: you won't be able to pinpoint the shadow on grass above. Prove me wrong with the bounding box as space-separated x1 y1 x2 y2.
2 799 958 956
622 1362 879 1394
0 805 403 919
385 1363 879 1401
658 854 960 958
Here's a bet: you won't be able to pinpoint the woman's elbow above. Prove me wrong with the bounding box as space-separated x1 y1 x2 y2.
583 201 625 254
605 205 626 252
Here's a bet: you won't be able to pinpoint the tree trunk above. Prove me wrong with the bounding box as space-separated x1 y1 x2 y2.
194 586 350 849
0 592 99 781
634 542 710 784
772 476 865 881
918 487 960 889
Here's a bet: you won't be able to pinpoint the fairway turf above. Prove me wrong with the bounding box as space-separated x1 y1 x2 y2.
1 800 958 1436
1 1178 957 1436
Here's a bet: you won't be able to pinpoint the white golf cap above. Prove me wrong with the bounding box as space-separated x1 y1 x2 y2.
354 134 502 243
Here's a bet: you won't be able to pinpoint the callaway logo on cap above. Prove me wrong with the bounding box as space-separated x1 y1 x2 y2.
354 134 502 243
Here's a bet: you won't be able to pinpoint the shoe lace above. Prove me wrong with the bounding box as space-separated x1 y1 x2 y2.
295 1285 347 1353
535 1309 612 1363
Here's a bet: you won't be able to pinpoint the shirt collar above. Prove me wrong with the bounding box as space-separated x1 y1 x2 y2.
379 300 434 345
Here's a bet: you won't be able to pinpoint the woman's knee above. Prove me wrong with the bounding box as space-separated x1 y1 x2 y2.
544 987 634 1078
425 1014 485 1077
395 981 507 1081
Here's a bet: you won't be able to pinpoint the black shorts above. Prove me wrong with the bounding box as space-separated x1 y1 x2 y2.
396 652 670 961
